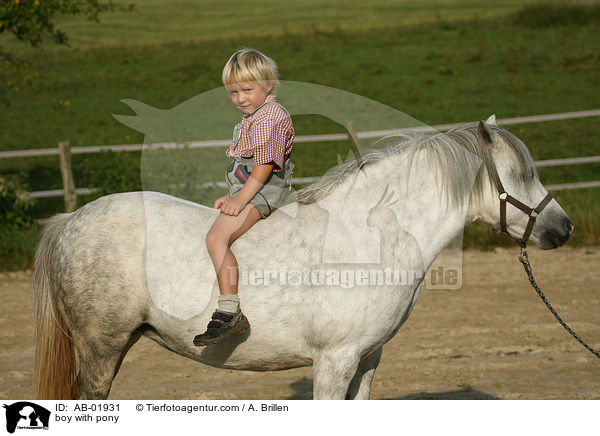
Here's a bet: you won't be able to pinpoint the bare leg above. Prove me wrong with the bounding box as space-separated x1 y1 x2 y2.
205 203 263 295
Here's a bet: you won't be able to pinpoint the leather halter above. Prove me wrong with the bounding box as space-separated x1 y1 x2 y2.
496 179 553 247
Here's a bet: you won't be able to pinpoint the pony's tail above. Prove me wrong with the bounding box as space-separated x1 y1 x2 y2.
33 213 78 400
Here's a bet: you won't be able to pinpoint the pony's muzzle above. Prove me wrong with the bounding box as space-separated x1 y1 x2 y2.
538 215 574 249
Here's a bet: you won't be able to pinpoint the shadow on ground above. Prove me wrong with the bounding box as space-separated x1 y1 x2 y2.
391 388 498 400
287 378 498 400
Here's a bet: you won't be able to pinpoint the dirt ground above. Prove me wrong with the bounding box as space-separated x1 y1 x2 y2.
1 246 599 400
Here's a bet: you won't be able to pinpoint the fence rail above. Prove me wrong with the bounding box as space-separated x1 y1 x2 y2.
3 109 600 159
27 156 600 200
0 109 596 199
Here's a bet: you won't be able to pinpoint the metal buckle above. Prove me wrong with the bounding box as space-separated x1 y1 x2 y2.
232 122 244 149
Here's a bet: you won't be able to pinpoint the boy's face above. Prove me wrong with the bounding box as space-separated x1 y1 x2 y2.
228 81 272 115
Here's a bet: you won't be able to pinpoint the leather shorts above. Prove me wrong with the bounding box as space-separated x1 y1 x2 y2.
226 154 294 218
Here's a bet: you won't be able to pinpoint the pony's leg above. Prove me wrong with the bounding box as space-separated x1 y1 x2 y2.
345 346 383 400
312 350 361 400
73 329 142 400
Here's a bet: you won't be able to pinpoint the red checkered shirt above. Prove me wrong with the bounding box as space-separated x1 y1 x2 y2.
225 93 294 172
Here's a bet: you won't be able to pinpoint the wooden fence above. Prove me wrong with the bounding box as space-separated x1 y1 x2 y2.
1 110 599 209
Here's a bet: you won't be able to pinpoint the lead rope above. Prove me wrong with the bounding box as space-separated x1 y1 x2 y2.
518 245 600 359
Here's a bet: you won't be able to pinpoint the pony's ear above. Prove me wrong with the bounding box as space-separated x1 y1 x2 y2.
486 114 497 125
478 120 500 150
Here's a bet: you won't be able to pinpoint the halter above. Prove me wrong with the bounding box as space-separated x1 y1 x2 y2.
496 179 553 247
480 124 600 360
496 173 600 360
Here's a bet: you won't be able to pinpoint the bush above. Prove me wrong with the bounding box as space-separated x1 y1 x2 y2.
0 173 35 226
0 223 40 271
77 150 142 194
0 173 39 270
510 1 600 28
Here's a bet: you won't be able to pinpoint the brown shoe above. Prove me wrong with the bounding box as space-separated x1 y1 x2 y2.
193 309 250 346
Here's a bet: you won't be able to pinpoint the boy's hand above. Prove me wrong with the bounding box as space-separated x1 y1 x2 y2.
214 194 230 210
214 163 273 216
219 197 247 216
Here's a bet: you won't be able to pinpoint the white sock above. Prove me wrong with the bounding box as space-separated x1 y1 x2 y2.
218 294 239 313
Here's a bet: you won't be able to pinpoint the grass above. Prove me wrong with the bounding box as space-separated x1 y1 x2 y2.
0 1 599 270
3 6 600 150
0 0 533 49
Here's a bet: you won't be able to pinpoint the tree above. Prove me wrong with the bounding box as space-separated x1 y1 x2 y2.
0 0 135 105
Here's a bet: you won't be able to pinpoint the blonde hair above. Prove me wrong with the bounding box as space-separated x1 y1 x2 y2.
222 48 279 92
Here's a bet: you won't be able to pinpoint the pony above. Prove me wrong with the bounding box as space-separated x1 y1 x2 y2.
33 119 573 399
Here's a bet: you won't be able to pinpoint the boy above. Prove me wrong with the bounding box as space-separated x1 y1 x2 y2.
194 48 295 346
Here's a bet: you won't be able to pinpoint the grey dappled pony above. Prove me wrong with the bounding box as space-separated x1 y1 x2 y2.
33 120 573 399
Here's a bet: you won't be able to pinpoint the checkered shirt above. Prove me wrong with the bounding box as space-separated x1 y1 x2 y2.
225 93 295 172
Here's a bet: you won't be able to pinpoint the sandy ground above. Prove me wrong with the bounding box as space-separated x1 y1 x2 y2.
1 246 599 400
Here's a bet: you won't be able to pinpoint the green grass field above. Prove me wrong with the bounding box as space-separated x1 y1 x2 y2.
1 0 599 268
0 0 533 48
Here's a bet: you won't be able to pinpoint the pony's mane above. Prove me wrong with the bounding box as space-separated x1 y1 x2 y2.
295 123 536 207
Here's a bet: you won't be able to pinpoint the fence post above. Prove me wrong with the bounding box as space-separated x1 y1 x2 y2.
58 140 77 212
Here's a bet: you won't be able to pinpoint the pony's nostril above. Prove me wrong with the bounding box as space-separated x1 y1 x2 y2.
563 217 575 233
